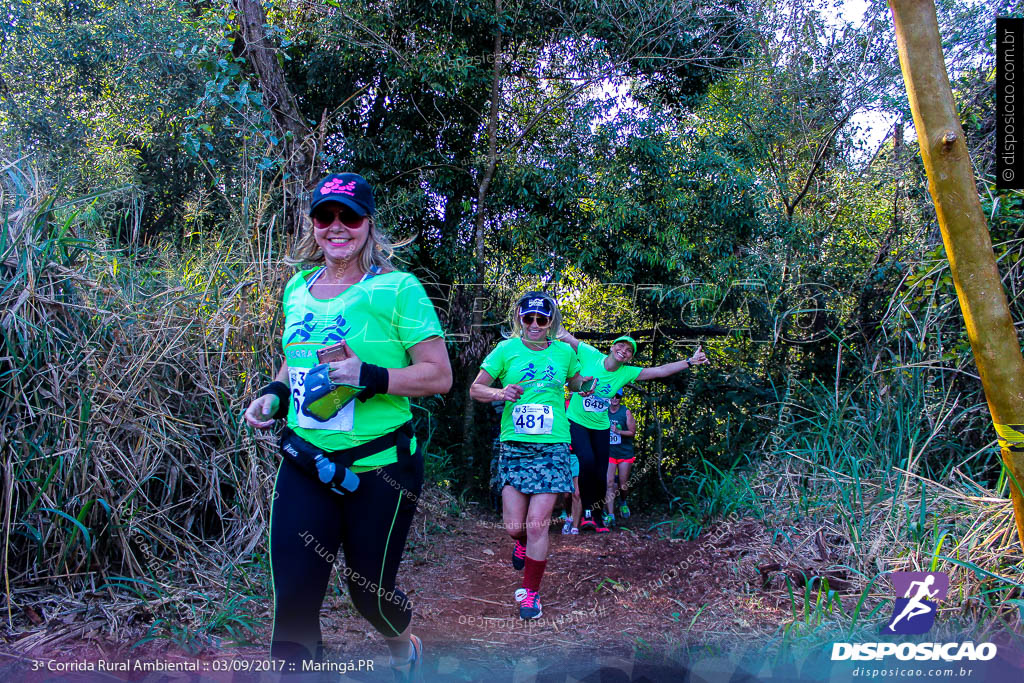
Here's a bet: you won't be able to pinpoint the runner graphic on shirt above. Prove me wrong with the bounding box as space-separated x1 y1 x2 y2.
540 364 558 384
286 312 318 344
322 314 350 342
520 362 538 382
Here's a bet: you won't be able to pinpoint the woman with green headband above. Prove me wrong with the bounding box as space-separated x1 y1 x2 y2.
556 332 707 530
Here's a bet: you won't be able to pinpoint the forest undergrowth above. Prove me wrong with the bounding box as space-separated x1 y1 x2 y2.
1 164 1022 660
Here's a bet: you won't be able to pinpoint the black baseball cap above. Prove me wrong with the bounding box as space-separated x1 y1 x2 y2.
309 173 375 217
517 291 555 317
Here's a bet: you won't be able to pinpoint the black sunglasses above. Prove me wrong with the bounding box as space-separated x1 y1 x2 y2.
312 206 365 228
521 314 551 325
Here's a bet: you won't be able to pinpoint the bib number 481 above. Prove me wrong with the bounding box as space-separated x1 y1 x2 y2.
512 404 553 435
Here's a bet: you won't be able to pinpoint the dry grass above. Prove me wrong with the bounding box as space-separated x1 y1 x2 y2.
735 448 1024 643
1 158 287 651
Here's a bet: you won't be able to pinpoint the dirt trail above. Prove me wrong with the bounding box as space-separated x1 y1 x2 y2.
312 505 788 673
2 505 792 681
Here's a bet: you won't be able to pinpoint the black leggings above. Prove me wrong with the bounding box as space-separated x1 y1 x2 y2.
570 420 609 516
269 446 423 665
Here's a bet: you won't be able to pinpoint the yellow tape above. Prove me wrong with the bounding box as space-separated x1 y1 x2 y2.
993 423 1024 453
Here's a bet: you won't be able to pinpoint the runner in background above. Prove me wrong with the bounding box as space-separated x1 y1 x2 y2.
556 332 708 531
469 292 593 619
559 397 582 535
606 389 636 526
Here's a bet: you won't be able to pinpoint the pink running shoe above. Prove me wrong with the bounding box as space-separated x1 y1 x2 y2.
519 590 543 619
512 540 526 570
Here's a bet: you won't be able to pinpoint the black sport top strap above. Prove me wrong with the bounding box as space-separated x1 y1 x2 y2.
281 421 414 470
326 419 413 466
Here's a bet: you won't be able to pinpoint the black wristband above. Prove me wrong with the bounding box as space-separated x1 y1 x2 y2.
357 362 390 401
259 380 291 420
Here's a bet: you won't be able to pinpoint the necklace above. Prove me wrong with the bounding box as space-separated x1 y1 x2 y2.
307 265 375 292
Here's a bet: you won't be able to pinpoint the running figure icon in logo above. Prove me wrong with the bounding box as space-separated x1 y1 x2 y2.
883 572 949 635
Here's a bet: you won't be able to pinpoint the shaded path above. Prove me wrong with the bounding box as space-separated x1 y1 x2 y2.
1 506 792 682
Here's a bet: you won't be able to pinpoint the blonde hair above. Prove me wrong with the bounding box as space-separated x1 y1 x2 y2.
286 216 411 272
504 292 564 341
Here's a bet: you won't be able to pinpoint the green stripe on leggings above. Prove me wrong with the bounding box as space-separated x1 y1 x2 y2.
378 491 404 636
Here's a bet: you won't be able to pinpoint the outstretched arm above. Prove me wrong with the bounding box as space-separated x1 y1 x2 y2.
555 329 581 352
636 346 707 381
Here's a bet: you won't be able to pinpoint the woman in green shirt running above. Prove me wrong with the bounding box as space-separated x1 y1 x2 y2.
243 173 451 682
469 292 593 619
556 332 707 530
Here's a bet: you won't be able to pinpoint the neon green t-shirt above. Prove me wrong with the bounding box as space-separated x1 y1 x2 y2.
480 338 580 443
566 342 642 430
281 268 444 469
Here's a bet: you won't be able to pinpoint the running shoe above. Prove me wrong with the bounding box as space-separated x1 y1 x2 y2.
619 502 631 519
390 633 422 683
512 540 526 570
569 527 579 535
595 526 611 533
603 513 615 528
561 519 574 535
519 590 543 619
580 510 596 530
514 587 527 602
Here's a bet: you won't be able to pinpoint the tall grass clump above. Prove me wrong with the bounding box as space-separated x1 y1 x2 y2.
1 158 287 648
747 351 1023 645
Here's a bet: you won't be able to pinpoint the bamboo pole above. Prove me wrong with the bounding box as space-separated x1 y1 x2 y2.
889 0 1024 546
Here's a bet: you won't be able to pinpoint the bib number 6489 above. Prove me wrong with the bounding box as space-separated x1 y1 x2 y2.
512 404 553 435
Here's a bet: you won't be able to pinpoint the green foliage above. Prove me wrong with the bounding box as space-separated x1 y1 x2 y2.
659 455 761 540
1 0 209 241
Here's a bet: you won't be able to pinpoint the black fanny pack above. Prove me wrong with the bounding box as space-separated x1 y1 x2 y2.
279 422 415 496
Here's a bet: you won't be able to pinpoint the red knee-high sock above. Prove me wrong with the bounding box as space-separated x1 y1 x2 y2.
522 556 547 593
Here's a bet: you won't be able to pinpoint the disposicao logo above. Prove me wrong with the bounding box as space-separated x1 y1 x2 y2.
884 571 948 635
830 571 997 662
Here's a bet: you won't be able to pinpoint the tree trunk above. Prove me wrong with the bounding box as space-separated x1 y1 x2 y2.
890 0 1024 546
233 0 314 234
460 0 504 465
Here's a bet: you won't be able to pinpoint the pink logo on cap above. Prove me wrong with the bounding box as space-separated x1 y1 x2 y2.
321 178 356 196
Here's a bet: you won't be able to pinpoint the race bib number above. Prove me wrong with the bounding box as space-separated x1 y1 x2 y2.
609 429 622 445
289 367 355 432
583 395 609 413
512 404 553 435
